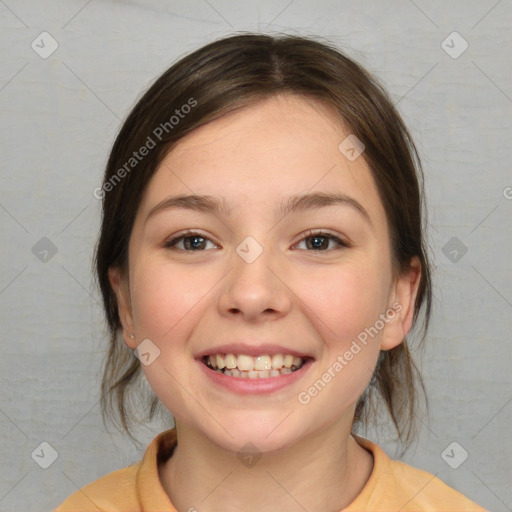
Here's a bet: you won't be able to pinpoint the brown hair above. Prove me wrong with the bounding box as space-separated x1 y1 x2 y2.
95 33 432 448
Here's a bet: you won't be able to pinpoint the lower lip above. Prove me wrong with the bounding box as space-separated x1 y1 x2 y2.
196 359 314 395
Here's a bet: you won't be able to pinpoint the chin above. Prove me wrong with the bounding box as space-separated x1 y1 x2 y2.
200 413 305 456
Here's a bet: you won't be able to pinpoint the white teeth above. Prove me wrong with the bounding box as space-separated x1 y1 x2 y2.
283 355 294 368
254 355 272 371
237 354 255 371
225 353 237 369
204 352 307 378
271 354 283 369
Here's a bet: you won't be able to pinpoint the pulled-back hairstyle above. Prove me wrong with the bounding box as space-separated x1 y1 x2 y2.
95 33 432 449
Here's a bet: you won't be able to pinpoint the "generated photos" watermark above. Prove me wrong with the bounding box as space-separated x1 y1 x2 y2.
298 301 402 405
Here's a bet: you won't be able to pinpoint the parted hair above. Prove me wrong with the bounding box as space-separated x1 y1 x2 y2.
95 33 432 449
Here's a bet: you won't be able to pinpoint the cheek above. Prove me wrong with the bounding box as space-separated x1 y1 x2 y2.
128 257 211 418
129 257 208 341
296 262 388 406
303 262 389 346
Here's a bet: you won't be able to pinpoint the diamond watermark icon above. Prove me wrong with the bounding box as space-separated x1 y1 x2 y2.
31 32 59 59
236 236 263 264
442 236 468 263
134 339 161 366
237 442 262 468
32 237 58 263
441 32 468 59
441 441 468 469
338 134 365 161
31 441 58 469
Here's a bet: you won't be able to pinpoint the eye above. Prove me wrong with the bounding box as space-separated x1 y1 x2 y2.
164 230 218 251
294 230 350 251
163 229 349 252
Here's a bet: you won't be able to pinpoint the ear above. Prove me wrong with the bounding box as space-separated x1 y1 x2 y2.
108 267 137 349
380 256 422 351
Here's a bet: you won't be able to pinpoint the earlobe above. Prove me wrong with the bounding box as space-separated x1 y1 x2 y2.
380 257 422 351
108 267 137 349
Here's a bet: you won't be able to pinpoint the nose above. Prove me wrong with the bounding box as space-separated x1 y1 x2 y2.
217 242 292 323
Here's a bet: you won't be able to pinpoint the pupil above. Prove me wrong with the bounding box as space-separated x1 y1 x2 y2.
187 236 205 250
309 236 327 250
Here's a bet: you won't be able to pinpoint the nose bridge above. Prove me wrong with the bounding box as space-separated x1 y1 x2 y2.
218 235 290 319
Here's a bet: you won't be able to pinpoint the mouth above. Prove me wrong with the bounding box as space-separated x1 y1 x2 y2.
201 353 310 379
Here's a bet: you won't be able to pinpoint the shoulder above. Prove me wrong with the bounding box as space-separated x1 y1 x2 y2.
53 463 140 512
53 428 177 512
387 458 486 511
349 437 487 512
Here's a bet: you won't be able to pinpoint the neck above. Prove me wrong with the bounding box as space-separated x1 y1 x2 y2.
158 417 374 512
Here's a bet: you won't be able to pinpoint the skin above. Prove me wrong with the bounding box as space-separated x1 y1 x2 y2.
110 94 421 511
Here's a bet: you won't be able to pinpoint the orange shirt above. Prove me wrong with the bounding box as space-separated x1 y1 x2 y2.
54 428 486 511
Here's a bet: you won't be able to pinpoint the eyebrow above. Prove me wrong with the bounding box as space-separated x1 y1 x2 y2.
145 192 372 226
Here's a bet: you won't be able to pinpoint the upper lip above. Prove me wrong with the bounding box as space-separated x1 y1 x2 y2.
195 343 314 359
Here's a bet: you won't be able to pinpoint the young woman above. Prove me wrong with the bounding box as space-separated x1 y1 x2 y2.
55 33 485 511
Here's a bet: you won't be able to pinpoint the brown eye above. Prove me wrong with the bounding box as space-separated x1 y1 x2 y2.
305 235 330 250
295 231 349 251
164 231 217 251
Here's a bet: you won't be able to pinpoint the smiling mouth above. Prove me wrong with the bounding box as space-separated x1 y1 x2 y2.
202 353 308 379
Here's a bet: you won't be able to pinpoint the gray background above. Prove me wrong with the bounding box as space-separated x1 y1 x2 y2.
1 1 511 511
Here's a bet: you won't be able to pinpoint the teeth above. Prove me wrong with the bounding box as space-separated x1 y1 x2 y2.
225 353 237 369
254 355 272 371
283 355 294 368
237 354 255 371
271 354 283 369
204 352 307 378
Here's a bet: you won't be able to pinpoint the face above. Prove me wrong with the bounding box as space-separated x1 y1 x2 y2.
111 94 420 454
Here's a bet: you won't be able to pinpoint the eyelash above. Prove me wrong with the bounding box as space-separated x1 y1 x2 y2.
163 229 350 252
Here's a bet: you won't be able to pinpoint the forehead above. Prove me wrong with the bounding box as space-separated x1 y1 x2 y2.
137 94 387 227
